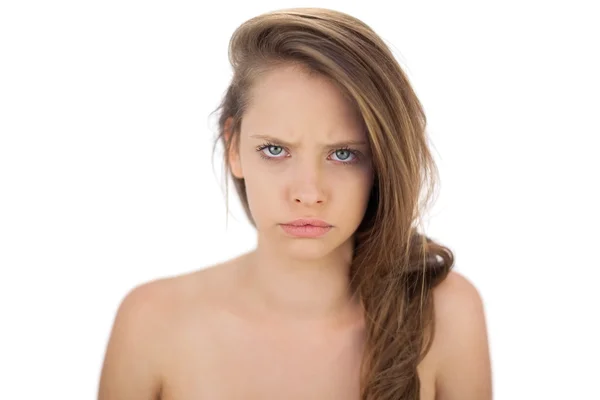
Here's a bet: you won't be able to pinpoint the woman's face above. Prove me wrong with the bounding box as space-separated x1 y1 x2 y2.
229 65 374 260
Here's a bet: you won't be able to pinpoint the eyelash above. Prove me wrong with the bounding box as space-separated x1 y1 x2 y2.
255 141 361 165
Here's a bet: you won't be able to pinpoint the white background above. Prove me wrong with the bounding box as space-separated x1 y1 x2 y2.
1 1 598 398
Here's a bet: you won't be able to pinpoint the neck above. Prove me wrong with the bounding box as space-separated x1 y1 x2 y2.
240 234 361 323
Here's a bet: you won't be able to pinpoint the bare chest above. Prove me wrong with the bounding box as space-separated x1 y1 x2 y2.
160 320 363 399
159 319 436 400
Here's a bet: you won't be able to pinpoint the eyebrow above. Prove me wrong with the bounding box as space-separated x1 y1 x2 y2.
249 134 368 148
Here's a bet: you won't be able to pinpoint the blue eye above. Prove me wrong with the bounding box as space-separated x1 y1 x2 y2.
255 141 361 165
256 142 288 159
265 145 284 156
332 149 353 161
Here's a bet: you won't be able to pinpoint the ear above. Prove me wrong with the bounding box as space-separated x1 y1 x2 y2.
224 117 244 179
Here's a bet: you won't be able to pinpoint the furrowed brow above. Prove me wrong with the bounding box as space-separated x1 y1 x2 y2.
249 134 367 148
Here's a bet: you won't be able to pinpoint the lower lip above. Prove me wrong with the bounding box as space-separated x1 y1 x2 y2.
280 224 332 238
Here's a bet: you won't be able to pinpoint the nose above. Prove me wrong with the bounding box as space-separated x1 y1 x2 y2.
289 162 327 206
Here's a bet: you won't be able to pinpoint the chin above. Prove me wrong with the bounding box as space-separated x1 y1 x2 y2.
279 233 354 262
284 240 334 261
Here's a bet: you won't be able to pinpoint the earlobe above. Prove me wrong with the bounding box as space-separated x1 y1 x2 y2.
224 117 243 179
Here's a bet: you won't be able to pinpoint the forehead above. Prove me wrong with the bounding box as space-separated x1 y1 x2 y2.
242 65 366 141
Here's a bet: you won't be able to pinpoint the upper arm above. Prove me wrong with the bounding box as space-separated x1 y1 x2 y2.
432 271 493 400
98 281 167 400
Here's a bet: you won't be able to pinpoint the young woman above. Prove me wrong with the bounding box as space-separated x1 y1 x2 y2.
98 7 492 400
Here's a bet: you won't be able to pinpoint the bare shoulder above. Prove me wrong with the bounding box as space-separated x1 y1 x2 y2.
98 276 174 399
429 270 493 400
98 257 242 399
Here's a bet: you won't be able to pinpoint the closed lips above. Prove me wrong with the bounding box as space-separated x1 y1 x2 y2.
283 219 331 227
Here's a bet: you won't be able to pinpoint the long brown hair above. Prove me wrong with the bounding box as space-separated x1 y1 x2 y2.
211 7 454 399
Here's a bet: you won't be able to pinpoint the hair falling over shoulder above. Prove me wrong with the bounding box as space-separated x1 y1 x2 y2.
211 8 454 399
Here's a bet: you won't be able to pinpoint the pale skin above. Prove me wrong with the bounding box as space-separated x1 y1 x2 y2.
98 65 492 399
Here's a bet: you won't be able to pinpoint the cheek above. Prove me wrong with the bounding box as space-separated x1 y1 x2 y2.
240 158 281 223
352 173 374 210
335 164 373 193
246 174 277 201
337 167 373 217
327 166 373 214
